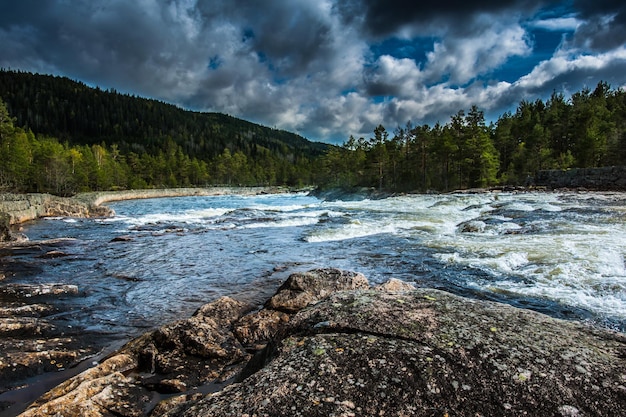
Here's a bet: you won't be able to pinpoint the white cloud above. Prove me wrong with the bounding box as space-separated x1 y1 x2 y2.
516 46 626 90
530 16 581 31
423 23 532 85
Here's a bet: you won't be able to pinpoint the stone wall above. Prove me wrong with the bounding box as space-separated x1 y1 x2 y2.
534 166 626 190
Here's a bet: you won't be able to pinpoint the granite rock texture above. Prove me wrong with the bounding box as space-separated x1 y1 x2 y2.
18 269 626 417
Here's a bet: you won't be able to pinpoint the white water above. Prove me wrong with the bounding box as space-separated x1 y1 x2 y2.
13 191 626 334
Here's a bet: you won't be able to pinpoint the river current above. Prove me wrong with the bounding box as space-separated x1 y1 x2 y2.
11 191 626 341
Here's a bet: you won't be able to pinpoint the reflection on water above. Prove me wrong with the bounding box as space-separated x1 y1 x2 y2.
7 191 626 339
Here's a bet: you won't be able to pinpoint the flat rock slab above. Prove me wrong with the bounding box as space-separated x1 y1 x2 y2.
0 283 79 298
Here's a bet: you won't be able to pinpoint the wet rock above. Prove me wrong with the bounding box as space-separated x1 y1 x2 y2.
37 250 69 259
0 303 53 317
0 337 93 394
0 283 79 298
266 268 369 313
0 317 55 337
110 235 134 243
457 219 486 233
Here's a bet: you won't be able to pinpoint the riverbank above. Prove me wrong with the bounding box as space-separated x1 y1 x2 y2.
0 186 292 414
72 186 291 210
0 187 292 243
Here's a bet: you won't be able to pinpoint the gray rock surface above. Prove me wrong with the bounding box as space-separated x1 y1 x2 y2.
534 166 626 190
17 269 626 417
266 268 369 313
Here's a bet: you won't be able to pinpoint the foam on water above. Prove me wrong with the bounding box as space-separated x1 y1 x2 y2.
16 190 626 335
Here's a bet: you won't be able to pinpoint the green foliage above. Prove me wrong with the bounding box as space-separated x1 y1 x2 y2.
0 70 328 194
319 81 626 192
1 69 625 195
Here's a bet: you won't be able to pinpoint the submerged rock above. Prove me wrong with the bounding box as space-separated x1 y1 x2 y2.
18 270 626 417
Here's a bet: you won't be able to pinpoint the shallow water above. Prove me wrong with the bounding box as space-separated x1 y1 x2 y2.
7 191 626 340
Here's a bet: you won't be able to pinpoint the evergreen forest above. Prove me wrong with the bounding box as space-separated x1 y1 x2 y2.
318 82 626 191
1 69 625 195
0 70 328 194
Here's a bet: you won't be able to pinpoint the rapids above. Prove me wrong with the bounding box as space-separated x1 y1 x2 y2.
8 190 626 339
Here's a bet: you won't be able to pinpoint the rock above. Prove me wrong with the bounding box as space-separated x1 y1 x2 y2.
266 268 369 313
0 303 54 317
233 308 290 349
0 283 79 298
127 296 251 391
19 296 257 416
0 317 55 337
110 235 134 243
0 337 93 394
457 219 486 233
0 211 13 242
150 393 204 416
375 277 416 292
37 250 69 259
20 354 147 417
164 288 626 417
19 269 626 417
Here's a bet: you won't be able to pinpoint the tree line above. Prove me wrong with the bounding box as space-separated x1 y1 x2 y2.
0 70 327 194
317 81 626 191
1 69 625 195
0 98 319 194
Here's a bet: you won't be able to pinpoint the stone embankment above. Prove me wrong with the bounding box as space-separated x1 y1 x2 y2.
535 166 626 190
16 268 626 417
0 193 113 244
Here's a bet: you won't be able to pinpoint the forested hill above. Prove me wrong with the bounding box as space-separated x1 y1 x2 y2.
2 69 625 195
0 70 328 159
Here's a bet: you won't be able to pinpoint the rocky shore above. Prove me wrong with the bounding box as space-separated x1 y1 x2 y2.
0 187 289 414
9 268 626 417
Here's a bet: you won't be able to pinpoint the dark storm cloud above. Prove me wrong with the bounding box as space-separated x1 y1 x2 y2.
0 0 205 96
570 0 626 51
0 0 625 143
342 0 552 37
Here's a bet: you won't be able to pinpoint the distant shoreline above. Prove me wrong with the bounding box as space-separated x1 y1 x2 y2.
73 186 293 208
0 187 296 243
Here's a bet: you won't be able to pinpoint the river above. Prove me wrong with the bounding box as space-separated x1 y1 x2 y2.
10 190 626 336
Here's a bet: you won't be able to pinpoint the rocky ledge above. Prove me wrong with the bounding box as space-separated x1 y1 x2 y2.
14 268 625 417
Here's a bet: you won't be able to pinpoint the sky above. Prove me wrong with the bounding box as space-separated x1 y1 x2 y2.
1 1 626 144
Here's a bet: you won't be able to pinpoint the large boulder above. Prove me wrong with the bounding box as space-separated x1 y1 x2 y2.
18 271 626 417
266 268 369 313
163 289 626 417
